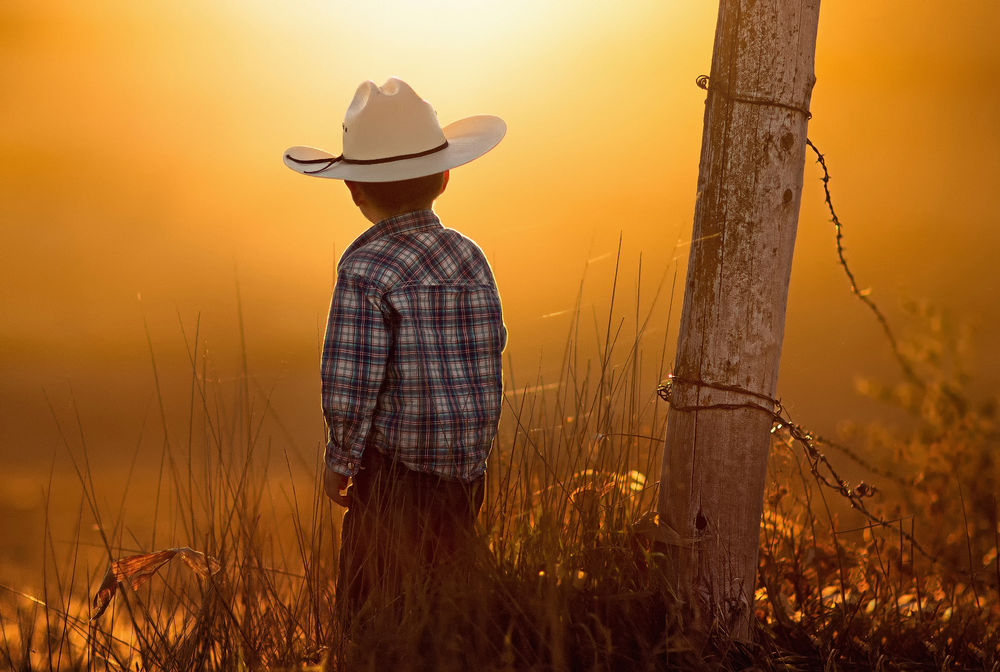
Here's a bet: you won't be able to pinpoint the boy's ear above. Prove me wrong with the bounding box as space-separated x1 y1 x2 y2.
440 170 450 196
345 180 365 207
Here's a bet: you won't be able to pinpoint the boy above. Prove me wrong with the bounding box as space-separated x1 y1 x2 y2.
282 78 507 621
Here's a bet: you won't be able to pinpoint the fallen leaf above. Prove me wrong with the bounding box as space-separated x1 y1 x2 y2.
91 547 222 621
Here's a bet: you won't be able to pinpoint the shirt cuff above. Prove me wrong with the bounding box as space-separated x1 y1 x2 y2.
325 441 362 478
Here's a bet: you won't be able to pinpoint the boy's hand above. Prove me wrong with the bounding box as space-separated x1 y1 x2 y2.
323 465 351 507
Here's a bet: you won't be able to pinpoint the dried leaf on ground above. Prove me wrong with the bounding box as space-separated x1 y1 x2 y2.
91 547 222 621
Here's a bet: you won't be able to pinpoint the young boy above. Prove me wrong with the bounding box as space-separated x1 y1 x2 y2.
282 78 507 621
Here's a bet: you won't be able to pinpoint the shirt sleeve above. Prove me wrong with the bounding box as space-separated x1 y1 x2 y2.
321 273 391 477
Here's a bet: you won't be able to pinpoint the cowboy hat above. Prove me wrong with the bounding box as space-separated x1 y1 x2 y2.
283 78 506 182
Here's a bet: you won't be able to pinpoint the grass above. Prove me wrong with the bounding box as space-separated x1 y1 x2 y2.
2 263 999 671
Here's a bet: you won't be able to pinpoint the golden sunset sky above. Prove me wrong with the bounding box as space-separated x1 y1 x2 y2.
2 1 999 475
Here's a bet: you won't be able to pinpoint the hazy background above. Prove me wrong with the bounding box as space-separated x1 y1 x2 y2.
2 2 999 572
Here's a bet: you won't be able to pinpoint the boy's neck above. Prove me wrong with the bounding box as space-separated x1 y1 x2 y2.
362 203 434 225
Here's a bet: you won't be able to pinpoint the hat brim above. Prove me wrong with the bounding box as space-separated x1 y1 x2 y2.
283 115 506 182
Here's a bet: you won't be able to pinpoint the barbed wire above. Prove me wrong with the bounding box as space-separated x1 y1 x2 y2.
659 82 940 562
657 376 876 503
656 375 934 560
695 74 918 388
805 139 922 387
696 74 812 120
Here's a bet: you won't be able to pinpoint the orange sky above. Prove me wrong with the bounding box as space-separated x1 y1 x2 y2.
2 2 1000 471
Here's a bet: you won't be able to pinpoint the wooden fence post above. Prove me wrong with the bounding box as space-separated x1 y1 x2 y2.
659 0 821 641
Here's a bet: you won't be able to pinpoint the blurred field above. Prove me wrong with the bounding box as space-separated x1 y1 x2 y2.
2 253 998 671
4 3 1000 668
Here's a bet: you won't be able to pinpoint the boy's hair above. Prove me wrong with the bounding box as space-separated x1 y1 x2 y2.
354 172 446 213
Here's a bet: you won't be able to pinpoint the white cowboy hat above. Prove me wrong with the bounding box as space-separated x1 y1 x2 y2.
283 78 506 182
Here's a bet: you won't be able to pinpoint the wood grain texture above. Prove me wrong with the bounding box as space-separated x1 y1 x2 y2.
659 0 820 640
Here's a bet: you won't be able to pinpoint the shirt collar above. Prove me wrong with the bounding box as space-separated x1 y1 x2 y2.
342 209 443 260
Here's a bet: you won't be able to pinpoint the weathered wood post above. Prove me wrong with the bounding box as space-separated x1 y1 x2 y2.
659 0 821 640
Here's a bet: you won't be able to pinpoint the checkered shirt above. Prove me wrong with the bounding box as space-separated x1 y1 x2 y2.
322 209 506 481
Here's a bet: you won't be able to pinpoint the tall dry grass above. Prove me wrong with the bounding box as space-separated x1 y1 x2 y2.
2 261 999 671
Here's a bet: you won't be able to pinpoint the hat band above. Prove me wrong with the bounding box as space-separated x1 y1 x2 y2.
286 141 450 175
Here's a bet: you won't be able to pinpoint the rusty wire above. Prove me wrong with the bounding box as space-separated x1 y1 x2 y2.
696 74 812 120
695 74 916 388
805 138 922 387
656 375 934 560
657 87 941 559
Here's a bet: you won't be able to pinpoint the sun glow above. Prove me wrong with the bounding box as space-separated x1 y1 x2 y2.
5 0 1000 481
247 0 580 91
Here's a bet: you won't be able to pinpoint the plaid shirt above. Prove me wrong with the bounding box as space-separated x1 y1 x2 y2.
322 209 506 481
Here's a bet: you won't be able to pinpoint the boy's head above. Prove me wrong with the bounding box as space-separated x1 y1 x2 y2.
346 170 449 222
283 78 505 188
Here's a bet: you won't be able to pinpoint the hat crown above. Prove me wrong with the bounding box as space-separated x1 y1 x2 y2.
342 78 447 161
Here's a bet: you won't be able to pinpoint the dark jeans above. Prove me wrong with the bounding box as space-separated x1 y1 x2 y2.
336 447 485 627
